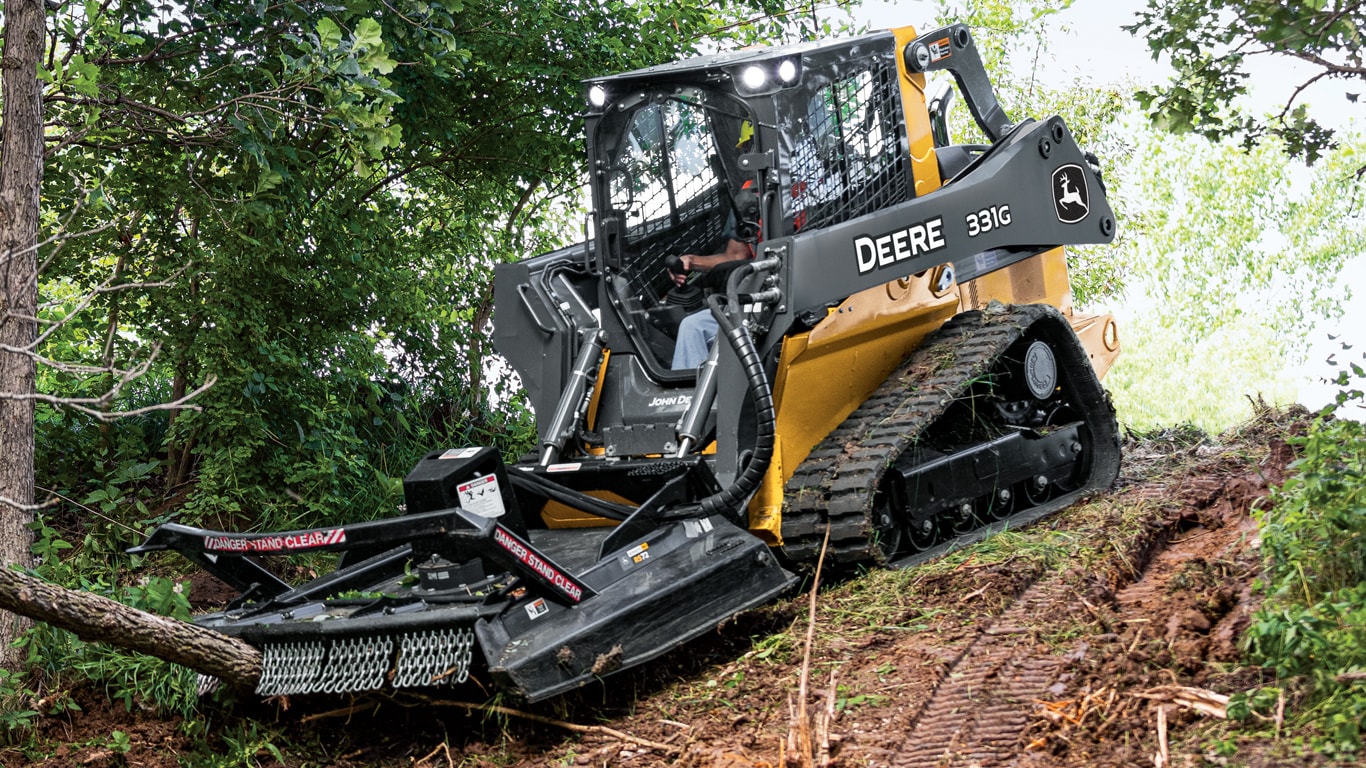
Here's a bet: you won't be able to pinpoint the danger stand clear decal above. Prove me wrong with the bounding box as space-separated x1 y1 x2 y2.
493 526 588 603
203 527 346 553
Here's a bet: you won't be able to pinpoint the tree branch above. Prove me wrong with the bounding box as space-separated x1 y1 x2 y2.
0 565 261 690
0 495 59 513
303 696 681 755
1273 69 1337 124
0 375 216 422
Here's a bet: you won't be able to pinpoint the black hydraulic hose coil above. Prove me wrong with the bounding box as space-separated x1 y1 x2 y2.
698 291 776 517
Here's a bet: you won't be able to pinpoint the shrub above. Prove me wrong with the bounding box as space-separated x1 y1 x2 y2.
1244 345 1366 755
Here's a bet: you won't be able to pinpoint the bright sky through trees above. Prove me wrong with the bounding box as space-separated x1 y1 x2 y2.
855 0 1365 412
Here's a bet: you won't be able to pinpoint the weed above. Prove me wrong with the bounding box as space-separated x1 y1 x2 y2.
185 721 286 768
834 683 889 712
106 729 132 754
748 631 795 664
1228 687 1283 722
0 669 40 741
16 528 202 722
723 670 746 691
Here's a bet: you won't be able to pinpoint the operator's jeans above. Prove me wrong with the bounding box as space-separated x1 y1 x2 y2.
671 310 718 370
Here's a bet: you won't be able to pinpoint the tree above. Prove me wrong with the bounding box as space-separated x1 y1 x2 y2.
929 0 1364 430
1128 0 1365 171
1102 125 1366 431
1 0 47 661
26 1 794 540
20 1 786 489
2 0 801 678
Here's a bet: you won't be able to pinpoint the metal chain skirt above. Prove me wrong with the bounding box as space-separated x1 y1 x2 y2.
252 628 474 696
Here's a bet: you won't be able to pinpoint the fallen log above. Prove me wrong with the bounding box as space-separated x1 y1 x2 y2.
0 565 260 691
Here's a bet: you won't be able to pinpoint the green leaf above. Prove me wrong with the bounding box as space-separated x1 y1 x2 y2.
359 47 397 75
316 17 343 49
354 18 384 49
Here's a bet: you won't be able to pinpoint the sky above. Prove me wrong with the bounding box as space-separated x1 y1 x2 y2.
851 0 1365 410
856 0 1358 128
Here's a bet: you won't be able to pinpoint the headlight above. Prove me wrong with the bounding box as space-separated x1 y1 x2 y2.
588 85 608 109
740 66 767 91
733 58 801 95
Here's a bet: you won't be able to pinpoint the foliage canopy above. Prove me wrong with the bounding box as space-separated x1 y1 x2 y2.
33 0 793 539
1127 0 1364 171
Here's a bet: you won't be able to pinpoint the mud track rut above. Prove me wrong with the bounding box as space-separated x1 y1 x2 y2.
892 580 1073 767
511 441 1284 768
878 473 1262 767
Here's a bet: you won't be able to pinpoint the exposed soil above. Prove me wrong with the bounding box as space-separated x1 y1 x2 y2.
4 407 1344 767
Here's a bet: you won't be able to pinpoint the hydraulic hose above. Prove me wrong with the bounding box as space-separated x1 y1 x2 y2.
508 469 634 521
697 290 777 518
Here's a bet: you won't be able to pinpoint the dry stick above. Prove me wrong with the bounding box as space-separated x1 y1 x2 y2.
417 699 679 755
1274 689 1286 741
1135 685 1229 719
783 695 795 767
816 668 838 768
413 741 455 768
1095 698 1131 737
1154 705 1169 768
299 702 377 723
789 523 833 768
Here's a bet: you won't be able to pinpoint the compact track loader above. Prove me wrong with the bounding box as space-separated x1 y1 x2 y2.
134 22 1122 702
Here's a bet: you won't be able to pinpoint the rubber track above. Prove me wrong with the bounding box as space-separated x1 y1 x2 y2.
780 303 1120 568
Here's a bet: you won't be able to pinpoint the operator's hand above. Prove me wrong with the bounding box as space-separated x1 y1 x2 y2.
670 254 697 286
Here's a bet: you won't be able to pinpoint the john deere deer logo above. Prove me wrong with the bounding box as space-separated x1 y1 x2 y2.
1051 164 1089 224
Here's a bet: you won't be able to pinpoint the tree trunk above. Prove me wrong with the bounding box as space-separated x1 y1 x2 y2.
1 8 262 688
0 0 47 666
0 566 262 691
165 363 190 486
165 275 200 489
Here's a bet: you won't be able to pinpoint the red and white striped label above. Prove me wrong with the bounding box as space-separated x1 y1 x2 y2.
203 527 347 553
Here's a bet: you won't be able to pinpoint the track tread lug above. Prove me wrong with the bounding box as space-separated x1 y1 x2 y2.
779 304 1121 570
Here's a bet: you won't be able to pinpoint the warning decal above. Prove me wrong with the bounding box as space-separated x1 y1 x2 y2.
458 473 505 518
525 598 550 620
204 527 346 553
493 526 587 603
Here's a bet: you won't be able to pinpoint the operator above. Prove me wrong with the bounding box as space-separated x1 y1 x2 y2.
668 236 752 370
669 121 758 370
